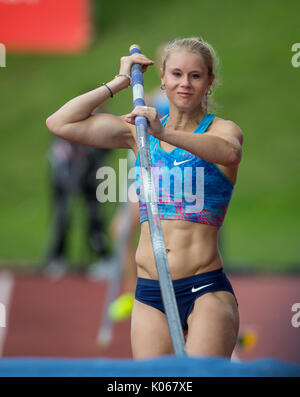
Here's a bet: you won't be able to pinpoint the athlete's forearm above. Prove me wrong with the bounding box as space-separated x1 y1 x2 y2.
46 76 129 132
160 128 241 166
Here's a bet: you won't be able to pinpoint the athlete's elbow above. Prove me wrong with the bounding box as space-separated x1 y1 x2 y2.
46 115 58 135
46 114 65 138
225 146 242 166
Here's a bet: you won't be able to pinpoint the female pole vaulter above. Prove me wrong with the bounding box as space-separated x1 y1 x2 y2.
46 37 243 359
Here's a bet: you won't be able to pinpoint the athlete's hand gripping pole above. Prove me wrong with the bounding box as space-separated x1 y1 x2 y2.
129 44 186 356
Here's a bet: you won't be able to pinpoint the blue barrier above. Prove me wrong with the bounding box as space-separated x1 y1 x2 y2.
0 356 299 377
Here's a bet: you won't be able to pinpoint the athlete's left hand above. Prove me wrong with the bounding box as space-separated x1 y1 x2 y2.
123 106 164 138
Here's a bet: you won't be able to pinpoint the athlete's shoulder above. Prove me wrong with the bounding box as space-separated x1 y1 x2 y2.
207 116 243 146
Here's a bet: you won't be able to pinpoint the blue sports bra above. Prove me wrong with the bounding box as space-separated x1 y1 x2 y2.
134 113 234 228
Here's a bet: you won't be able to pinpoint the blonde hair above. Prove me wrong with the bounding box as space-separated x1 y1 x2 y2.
161 37 221 112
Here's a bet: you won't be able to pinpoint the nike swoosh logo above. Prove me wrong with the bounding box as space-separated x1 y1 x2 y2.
173 159 193 166
191 283 214 293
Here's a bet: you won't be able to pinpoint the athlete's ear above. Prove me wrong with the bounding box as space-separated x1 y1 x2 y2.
208 73 215 89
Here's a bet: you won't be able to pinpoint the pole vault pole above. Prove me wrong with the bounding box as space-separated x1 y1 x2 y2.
129 44 186 356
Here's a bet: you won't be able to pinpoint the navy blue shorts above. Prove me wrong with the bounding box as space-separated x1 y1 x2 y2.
135 268 237 330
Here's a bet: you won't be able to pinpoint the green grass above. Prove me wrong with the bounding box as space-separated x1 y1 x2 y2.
0 0 299 271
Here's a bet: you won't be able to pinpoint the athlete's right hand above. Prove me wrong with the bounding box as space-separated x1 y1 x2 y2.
119 53 154 76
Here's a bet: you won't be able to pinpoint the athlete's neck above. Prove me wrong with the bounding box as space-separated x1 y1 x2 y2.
166 105 206 132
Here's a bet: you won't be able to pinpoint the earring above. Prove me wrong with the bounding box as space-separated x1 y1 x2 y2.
207 88 212 95
201 95 208 113
160 84 166 91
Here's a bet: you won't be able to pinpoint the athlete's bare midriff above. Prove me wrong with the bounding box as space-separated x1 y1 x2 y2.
135 219 223 280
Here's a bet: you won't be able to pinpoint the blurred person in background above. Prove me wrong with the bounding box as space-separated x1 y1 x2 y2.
43 108 111 278
88 148 141 322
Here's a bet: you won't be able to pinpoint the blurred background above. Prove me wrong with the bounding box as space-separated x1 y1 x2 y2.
0 0 299 364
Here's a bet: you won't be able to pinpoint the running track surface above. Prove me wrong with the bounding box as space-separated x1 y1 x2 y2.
0 271 299 363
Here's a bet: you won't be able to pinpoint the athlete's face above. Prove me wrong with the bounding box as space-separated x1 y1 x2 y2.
161 50 214 112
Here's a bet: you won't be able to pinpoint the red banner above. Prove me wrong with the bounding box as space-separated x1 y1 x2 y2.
0 0 91 53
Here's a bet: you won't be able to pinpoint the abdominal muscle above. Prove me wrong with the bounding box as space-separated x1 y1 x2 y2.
135 219 223 280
